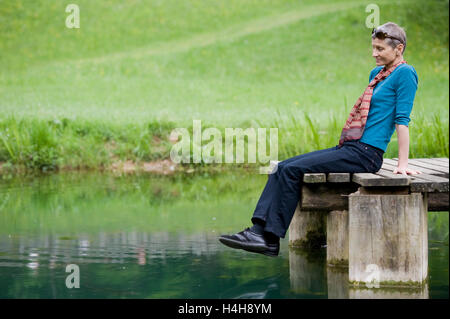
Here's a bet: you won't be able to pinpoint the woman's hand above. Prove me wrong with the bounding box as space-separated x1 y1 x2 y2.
392 166 421 175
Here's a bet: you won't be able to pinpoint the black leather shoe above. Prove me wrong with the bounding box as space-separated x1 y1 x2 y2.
219 228 280 257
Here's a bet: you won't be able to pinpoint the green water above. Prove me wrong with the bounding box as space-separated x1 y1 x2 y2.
0 172 448 299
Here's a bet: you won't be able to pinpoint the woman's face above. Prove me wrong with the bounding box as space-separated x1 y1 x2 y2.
372 38 402 66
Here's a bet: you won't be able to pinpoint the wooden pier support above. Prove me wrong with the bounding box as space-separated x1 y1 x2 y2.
348 191 428 287
326 210 349 267
288 203 326 249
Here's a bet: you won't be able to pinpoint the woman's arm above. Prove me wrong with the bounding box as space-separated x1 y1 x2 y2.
392 124 421 175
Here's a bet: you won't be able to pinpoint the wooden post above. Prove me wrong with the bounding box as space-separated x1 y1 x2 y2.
326 210 349 267
288 203 326 249
348 191 428 287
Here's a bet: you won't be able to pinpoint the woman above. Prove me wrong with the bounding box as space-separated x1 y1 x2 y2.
219 22 421 257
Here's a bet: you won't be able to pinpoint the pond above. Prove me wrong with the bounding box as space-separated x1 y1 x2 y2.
0 171 448 299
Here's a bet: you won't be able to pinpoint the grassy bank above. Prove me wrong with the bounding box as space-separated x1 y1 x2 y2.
0 0 448 172
0 110 447 173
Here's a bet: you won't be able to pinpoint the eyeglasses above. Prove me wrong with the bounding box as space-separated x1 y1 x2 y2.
372 28 403 43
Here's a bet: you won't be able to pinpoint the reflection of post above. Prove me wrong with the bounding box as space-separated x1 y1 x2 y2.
349 284 429 299
288 203 326 249
327 266 349 299
137 247 146 265
289 248 327 294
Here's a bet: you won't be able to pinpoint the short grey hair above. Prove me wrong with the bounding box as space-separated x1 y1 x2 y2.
372 22 407 54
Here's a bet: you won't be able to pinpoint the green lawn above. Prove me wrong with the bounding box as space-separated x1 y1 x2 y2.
0 0 448 170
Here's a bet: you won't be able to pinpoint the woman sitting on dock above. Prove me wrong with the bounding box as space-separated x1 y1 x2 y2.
219 22 421 257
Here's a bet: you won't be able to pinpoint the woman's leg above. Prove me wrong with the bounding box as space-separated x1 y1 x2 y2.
262 142 375 238
252 146 338 224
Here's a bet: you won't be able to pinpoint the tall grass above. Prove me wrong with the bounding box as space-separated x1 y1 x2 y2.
0 112 447 172
0 117 175 171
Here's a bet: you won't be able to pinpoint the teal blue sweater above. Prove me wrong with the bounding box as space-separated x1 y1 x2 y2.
359 64 418 152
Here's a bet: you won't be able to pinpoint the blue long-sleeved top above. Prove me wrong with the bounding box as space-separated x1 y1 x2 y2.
359 63 418 152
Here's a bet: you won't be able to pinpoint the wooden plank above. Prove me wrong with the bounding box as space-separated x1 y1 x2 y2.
374 169 412 185
328 173 350 183
303 173 326 183
378 162 449 192
352 173 410 187
409 177 441 193
414 158 449 168
301 184 359 211
392 158 449 176
428 192 449 212
408 159 449 175
352 173 383 186
409 174 449 192
433 158 449 164
358 186 409 195
382 159 440 175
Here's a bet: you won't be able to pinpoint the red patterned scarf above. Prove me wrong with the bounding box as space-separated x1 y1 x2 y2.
338 60 407 146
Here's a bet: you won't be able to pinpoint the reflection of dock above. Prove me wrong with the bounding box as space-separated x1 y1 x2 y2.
0 231 222 270
289 248 430 299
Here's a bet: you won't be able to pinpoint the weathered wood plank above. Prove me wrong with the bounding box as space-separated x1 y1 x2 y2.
301 184 359 211
358 186 409 195
375 168 399 177
414 158 449 168
352 173 386 187
328 173 350 183
392 157 449 164
410 174 449 192
408 159 449 175
409 176 444 193
382 159 440 175
428 192 449 212
303 173 326 183
375 168 413 182
391 158 449 176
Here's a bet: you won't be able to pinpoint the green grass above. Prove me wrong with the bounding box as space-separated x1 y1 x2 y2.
0 0 448 170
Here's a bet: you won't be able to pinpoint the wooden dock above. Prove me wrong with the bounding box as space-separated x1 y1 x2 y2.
288 157 449 288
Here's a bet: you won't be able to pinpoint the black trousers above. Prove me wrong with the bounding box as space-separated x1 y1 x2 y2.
251 140 384 238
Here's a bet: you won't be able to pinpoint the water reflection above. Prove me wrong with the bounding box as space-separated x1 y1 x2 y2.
0 172 447 298
326 266 349 299
348 284 429 299
0 231 225 269
288 248 327 296
324 264 430 299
